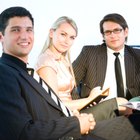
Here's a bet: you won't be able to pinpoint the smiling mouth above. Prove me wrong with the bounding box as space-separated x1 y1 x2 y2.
111 40 118 43
18 42 30 47
62 45 69 48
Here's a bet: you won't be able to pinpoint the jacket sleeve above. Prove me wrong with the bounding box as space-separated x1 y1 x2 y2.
73 46 90 85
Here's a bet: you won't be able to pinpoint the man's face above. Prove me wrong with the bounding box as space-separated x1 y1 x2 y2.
102 21 128 51
0 16 34 62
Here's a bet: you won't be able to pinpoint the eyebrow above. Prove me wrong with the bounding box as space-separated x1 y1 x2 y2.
10 26 33 29
104 27 122 31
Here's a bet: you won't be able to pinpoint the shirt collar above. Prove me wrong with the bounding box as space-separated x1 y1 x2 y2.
47 48 62 61
107 46 125 57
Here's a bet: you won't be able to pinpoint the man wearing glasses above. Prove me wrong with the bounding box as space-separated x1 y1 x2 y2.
73 13 140 121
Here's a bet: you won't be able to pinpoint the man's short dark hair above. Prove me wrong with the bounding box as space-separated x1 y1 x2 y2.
0 6 34 34
100 13 128 34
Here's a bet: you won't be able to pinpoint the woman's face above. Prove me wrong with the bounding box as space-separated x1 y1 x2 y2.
49 22 76 54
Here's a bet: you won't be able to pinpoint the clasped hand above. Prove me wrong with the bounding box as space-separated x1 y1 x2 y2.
73 110 96 135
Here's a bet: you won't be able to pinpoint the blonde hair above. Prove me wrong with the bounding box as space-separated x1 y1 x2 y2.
40 16 78 87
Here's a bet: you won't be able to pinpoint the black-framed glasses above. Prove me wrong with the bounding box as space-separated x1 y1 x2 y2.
103 28 123 36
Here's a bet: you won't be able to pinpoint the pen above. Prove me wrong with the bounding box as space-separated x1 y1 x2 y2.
83 83 91 90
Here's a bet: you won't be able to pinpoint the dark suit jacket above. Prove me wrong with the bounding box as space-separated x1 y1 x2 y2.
0 53 81 140
73 43 140 99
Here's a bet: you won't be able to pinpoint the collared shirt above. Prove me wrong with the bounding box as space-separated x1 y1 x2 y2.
103 47 126 100
35 49 75 101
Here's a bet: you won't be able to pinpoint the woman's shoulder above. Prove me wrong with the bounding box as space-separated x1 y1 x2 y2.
35 49 57 71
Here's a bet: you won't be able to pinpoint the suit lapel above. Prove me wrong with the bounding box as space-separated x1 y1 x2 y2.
20 71 62 111
96 45 107 88
125 47 135 88
0 55 63 112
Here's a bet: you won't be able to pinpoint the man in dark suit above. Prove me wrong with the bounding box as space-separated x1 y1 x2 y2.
0 6 99 140
73 13 140 102
0 6 140 140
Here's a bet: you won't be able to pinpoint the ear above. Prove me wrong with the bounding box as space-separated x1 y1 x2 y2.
49 29 54 38
124 28 128 37
102 34 105 40
0 32 4 42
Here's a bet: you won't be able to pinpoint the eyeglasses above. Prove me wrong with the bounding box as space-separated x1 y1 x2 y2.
103 28 123 36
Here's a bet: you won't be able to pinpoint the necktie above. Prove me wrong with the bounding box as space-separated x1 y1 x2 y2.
113 53 124 97
27 68 73 117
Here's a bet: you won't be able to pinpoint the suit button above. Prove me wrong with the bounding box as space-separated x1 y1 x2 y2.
69 137 74 140
59 137 74 140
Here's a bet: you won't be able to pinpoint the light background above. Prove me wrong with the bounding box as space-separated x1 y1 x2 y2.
0 0 140 67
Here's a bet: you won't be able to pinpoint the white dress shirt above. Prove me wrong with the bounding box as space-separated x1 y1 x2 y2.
103 47 127 100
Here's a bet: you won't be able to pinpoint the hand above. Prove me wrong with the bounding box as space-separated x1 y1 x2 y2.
89 86 102 97
72 109 80 116
124 107 133 117
116 97 129 115
76 113 96 135
88 86 102 105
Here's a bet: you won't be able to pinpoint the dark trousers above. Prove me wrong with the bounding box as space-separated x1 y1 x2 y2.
81 98 118 121
92 114 140 140
81 134 106 140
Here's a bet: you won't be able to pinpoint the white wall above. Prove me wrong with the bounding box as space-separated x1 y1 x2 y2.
0 0 140 67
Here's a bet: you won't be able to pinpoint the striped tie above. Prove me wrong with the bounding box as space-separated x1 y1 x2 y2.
42 79 73 117
27 68 73 117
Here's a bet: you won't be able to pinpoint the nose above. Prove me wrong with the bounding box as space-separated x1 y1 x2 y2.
20 30 28 39
64 36 69 43
65 36 72 45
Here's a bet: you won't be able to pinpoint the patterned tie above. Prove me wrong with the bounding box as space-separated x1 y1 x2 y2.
27 68 73 117
113 53 124 97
